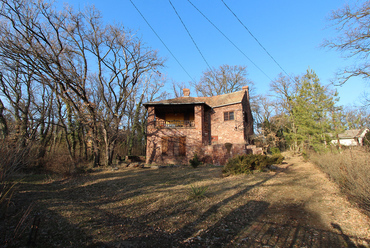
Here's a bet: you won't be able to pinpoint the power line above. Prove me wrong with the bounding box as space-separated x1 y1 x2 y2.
168 0 215 77
128 0 196 83
187 0 273 81
221 0 294 82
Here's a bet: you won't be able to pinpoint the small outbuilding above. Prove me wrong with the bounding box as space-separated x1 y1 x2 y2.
331 128 369 146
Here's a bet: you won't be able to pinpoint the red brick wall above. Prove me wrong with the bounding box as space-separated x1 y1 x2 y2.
210 103 246 144
203 143 247 165
146 104 205 164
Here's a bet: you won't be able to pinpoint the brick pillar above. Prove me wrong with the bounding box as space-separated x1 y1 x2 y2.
147 106 155 132
146 106 155 164
194 105 204 144
183 88 190 97
242 86 249 101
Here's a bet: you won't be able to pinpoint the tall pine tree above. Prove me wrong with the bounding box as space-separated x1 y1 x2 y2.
290 69 339 151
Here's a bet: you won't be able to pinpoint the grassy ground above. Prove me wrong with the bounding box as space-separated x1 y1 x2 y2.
2 157 370 247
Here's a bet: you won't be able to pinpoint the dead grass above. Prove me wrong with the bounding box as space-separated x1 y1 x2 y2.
2 162 370 247
310 147 370 214
3 166 272 247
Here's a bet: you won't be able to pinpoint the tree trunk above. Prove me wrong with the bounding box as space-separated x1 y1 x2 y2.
0 99 8 139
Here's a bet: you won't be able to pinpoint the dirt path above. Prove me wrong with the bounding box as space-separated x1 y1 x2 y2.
248 155 370 247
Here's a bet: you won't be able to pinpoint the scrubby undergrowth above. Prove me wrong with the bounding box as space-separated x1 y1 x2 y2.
310 147 370 215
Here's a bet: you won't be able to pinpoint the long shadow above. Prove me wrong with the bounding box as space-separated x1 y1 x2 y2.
233 220 363 248
1 200 94 247
16 164 282 247
117 166 286 247
107 163 368 247
8 166 227 247
10 163 370 248
111 200 368 248
110 202 368 248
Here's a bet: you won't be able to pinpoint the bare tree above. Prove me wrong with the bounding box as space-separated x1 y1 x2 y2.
192 65 253 97
125 73 167 156
84 14 164 165
342 105 370 129
324 0 370 103
0 0 164 166
0 63 35 147
171 80 187 98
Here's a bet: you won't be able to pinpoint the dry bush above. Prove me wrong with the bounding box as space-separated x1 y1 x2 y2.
43 149 84 176
310 147 370 214
0 141 38 215
42 143 96 176
43 154 73 175
0 140 37 246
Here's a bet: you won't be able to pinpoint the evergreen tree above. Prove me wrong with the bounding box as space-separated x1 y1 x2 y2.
290 69 340 151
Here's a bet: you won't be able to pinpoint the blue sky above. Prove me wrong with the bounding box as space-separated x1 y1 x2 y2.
59 0 367 106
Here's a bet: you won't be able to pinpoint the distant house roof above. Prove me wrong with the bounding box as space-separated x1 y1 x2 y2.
336 128 369 139
144 90 247 109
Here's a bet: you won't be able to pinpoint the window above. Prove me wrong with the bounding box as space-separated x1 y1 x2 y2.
224 111 234 121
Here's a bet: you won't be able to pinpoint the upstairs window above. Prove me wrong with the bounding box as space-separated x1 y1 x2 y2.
224 111 234 121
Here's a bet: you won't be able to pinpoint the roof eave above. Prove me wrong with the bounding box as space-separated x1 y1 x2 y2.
211 101 242 108
143 102 209 107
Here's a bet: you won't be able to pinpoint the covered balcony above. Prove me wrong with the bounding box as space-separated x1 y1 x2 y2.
154 105 195 129
155 119 195 128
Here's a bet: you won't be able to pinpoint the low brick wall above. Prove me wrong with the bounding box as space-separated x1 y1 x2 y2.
202 143 264 165
202 143 244 165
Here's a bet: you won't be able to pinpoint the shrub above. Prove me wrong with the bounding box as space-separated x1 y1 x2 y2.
269 154 284 165
269 147 281 155
189 154 201 168
223 155 254 175
222 154 284 176
188 184 209 199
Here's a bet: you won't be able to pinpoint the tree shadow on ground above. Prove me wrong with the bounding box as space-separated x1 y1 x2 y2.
7 164 370 248
116 201 367 248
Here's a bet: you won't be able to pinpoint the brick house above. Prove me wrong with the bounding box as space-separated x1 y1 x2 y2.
144 86 257 165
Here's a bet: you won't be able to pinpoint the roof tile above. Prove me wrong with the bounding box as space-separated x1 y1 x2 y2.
144 90 246 108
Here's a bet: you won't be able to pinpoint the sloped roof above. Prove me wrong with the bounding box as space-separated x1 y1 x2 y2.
144 90 247 108
337 128 369 139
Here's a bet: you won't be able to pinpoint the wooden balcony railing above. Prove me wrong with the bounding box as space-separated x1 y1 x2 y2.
155 120 195 128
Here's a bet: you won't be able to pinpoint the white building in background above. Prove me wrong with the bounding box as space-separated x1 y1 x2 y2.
331 128 369 146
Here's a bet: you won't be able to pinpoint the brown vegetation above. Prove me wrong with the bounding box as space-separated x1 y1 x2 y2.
310 147 370 215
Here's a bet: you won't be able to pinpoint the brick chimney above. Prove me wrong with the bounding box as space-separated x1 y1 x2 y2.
242 86 249 100
183 88 190 97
